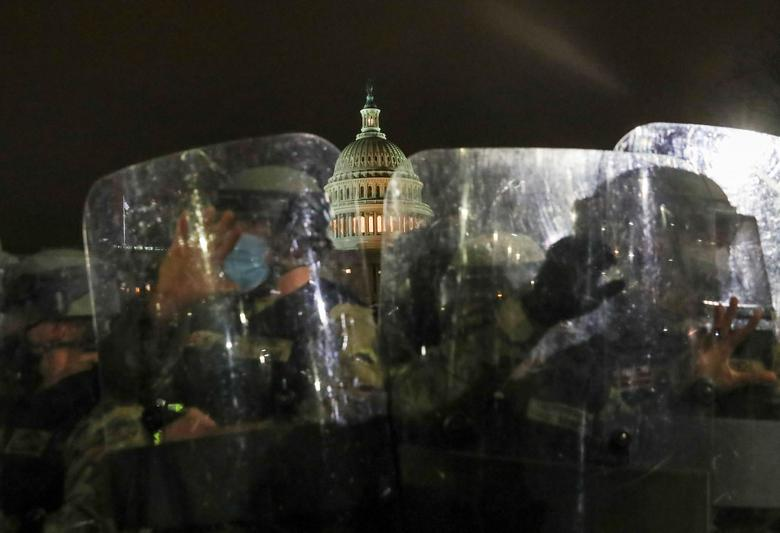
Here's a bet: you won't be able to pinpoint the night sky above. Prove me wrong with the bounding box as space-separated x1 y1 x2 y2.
1 1 778 254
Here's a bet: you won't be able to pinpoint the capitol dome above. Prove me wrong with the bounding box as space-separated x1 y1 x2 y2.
325 86 432 252
331 136 415 179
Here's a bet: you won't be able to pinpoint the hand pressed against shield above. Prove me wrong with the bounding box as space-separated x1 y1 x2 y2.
694 296 777 389
150 207 242 320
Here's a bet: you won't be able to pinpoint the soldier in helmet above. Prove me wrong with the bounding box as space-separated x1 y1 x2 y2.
380 175 632 531
84 164 386 531
385 210 624 450
386 162 780 531
142 165 383 431
507 167 777 466
0 249 102 532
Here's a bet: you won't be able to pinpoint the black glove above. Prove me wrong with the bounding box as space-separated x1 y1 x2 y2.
522 235 625 328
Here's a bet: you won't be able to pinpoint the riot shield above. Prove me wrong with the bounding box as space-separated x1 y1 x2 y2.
616 124 780 327
83 134 394 531
615 124 780 527
379 148 778 532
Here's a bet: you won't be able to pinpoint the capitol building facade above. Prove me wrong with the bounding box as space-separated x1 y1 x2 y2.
325 88 432 305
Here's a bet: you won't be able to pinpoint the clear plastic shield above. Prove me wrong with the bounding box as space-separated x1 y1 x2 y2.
380 148 776 532
83 134 393 530
616 124 780 526
616 123 780 325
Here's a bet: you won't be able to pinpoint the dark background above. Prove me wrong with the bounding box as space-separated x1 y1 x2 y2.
2 0 778 254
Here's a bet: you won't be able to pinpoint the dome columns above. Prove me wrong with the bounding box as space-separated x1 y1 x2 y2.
329 207 427 240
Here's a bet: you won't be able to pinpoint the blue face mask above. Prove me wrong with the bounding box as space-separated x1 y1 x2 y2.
223 233 270 293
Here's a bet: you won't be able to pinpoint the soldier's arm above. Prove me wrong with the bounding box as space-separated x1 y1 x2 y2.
330 303 383 392
325 302 387 424
43 403 149 533
388 295 543 424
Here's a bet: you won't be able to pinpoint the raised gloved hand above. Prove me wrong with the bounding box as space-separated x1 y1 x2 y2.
521 235 625 328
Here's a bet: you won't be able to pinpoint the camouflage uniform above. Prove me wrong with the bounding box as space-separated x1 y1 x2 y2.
162 278 383 427
74 283 382 532
43 401 148 533
80 162 386 530
1 368 101 531
387 231 546 446
505 167 780 465
246 280 382 424
146 165 386 428
0 250 105 533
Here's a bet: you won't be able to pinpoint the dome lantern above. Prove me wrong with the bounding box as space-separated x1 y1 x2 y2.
357 81 385 140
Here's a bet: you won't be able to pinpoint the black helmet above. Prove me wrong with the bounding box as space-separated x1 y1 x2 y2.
572 167 756 323
574 167 740 249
